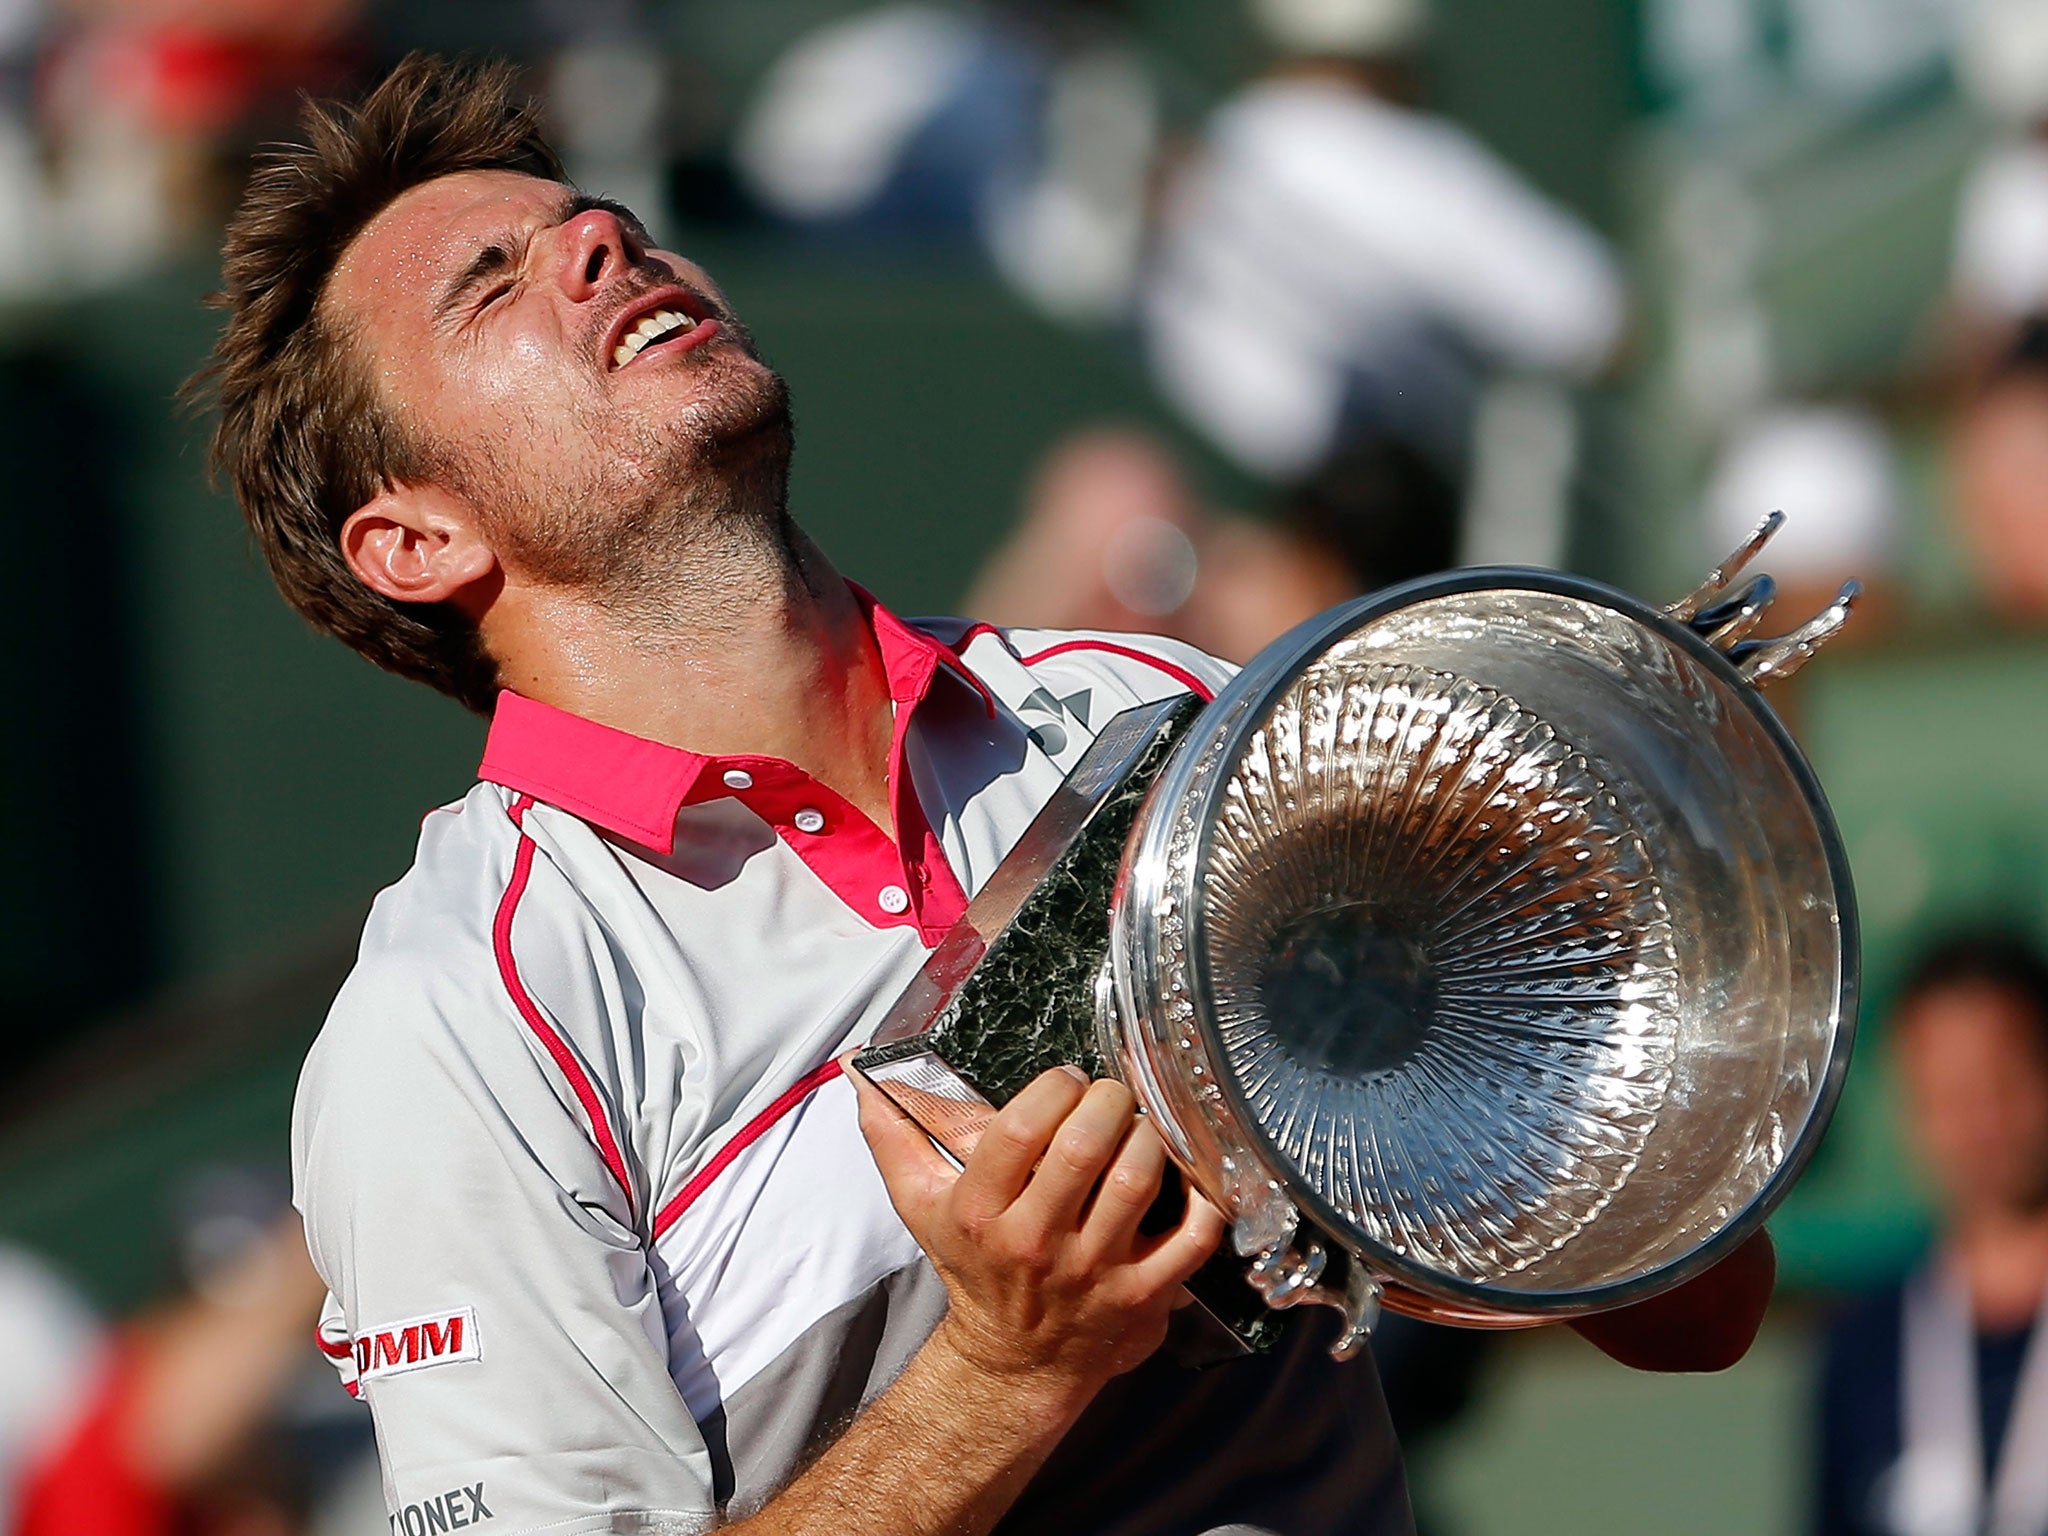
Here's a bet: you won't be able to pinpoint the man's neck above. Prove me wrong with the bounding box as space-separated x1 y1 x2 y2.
485 531 898 832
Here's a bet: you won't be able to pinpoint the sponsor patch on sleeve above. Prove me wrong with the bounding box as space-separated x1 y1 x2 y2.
353 1306 481 1382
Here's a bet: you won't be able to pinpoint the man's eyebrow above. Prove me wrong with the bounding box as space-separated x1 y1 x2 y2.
433 191 653 323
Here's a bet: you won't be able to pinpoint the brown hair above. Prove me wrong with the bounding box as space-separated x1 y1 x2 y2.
1898 929 2048 1056
197 53 566 715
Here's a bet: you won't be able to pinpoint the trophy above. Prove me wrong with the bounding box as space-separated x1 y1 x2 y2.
856 513 1858 1359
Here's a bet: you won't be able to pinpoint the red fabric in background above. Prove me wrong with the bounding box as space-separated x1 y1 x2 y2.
14 1337 172 1536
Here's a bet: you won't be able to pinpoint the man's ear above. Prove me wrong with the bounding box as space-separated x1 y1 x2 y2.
340 481 498 609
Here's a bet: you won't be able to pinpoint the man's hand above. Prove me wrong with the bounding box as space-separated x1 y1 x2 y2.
853 1063 1226 1405
1567 1228 1777 1372
715 1067 1223 1536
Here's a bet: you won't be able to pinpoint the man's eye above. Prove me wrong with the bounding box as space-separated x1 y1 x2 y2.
480 283 513 310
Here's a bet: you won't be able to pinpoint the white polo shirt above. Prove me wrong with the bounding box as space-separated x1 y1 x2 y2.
292 592 1412 1536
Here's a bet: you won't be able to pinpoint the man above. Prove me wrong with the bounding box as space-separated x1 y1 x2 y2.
1140 0 1624 487
1952 322 2048 626
203 54 1772 1536
1816 934 2048 1536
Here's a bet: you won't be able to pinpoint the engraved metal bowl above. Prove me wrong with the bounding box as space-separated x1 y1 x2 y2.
1100 566 1858 1337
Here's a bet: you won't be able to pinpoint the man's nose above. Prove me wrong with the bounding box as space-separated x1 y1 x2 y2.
555 209 632 301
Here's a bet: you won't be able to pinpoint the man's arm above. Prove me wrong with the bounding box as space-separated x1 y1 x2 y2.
742 1069 1772 1536
305 924 1215 1535
1566 1228 1777 1373
725 1065 1225 1535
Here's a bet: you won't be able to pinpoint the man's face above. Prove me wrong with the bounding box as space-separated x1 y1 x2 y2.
325 169 791 598
1955 375 2048 624
1897 981 2048 1219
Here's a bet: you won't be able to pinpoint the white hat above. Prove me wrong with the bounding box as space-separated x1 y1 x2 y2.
1249 0 1429 58
1702 404 1901 586
1958 0 2048 123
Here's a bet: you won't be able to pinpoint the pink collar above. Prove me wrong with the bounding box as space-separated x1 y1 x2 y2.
477 589 990 856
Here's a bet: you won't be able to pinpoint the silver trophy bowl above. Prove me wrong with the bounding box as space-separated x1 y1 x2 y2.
1103 522 1858 1348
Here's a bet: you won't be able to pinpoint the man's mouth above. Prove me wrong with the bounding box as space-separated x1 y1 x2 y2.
608 301 721 370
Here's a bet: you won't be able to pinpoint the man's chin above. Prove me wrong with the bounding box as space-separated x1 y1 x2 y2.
700 367 793 466
725 406 793 471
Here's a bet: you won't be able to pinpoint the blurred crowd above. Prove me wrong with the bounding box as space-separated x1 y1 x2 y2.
4 0 2048 1532
0 1177 374 1536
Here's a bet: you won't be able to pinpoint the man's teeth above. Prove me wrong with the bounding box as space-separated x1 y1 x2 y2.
612 308 694 367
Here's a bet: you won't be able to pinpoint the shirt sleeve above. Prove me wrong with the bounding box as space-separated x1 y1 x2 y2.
995 626 1239 703
293 946 718 1536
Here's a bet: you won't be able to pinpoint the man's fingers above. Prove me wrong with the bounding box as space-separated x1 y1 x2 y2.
952 1066 1090 1221
849 1065 959 1224
1131 1185 1228 1292
1076 1114 1167 1262
1012 1079 1140 1236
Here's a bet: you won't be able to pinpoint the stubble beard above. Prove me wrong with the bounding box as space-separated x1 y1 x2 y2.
445 351 800 628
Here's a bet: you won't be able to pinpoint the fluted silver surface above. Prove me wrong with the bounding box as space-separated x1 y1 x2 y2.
1106 573 1856 1323
1200 661 1681 1280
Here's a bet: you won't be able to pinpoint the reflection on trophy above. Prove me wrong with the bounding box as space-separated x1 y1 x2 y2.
855 513 1859 1360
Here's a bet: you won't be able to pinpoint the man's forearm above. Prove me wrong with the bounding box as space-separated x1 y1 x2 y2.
728 1065 1224 1534
727 1321 1098 1536
1567 1228 1776 1372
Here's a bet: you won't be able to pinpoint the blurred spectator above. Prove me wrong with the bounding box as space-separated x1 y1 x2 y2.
963 426 1362 663
964 427 1209 636
735 1 1159 322
1278 432 1459 590
964 423 1459 664
1185 433 1462 660
0 1249 101 1534
1815 933 2048 1536
9 1205 333 1536
1184 509 1359 662
0 0 49 295
1701 402 1904 636
1138 0 1625 493
33 0 364 288
1952 0 2048 353
1951 321 2048 626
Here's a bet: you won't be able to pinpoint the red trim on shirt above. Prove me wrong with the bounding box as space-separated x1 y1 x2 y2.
1015 639 1217 702
315 1330 351 1360
652 1059 845 1240
953 621 1013 654
497 795 636 1210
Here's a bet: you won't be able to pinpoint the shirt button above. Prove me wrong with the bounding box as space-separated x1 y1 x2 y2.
878 884 910 915
722 769 753 790
793 807 826 834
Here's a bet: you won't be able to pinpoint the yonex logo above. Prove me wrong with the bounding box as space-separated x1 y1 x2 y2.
354 1307 480 1381
389 1482 492 1532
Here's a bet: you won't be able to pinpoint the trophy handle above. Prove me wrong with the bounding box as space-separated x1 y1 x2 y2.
1665 510 1784 623
1729 581 1861 687
1240 1231 1384 1360
1665 511 1860 687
